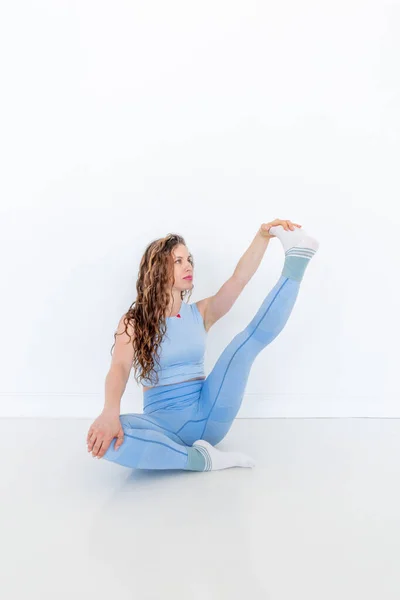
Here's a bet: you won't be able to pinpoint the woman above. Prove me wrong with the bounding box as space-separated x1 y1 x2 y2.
86 219 319 472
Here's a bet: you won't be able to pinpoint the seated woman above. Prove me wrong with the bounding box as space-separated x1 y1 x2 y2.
86 218 319 472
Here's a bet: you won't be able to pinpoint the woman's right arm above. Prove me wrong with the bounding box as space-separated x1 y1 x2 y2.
103 314 135 415
103 364 130 416
87 315 135 458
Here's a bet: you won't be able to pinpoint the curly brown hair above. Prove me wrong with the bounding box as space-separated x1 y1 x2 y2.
110 233 194 386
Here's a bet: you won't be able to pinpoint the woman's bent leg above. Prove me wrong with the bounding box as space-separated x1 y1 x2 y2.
102 413 191 470
102 408 212 471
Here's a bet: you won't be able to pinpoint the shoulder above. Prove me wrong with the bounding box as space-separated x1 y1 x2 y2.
116 313 135 339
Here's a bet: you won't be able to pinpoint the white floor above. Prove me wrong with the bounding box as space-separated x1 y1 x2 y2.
1 418 400 600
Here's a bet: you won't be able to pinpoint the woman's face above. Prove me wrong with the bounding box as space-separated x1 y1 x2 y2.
171 244 194 289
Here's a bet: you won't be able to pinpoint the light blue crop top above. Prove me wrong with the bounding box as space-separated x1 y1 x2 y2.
140 301 208 388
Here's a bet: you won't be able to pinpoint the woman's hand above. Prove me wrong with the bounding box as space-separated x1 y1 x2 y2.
259 218 302 239
86 410 124 458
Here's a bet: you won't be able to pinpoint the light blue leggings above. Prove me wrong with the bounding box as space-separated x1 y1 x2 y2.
103 273 302 470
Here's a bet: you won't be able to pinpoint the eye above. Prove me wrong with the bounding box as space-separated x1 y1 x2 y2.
175 257 194 264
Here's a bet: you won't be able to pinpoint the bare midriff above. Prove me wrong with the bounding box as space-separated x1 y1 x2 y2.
142 375 206 392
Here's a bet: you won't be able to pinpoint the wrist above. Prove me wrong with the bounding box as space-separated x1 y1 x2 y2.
102 407 120 417
258 226 272 241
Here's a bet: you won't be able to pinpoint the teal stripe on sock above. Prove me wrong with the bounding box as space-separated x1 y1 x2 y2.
282 255 311 282
194 444 212 471
286 248 316 258
185 446 207 471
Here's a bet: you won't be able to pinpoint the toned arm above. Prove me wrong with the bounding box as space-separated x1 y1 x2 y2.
103 315 135 414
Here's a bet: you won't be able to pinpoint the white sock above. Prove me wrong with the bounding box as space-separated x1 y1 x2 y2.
269 225 320 254
192 439 256 471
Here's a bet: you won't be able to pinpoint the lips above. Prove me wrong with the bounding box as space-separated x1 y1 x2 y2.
183 276 193 280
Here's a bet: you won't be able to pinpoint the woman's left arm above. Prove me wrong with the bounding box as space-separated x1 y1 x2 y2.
233 228 271 285
199 219 300 330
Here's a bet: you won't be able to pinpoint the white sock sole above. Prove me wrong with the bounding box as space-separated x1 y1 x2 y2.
193 439 256 471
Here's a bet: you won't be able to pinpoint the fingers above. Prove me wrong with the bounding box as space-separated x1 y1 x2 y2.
277 220 291 231
94 435 123 459
262 220 302 235
87 431 124 458
87 430 96 452
87 429 105 457
90 437 111 458
91 439 104 458
96 439 111 459
281 220 302 231
114 433 124 452
86 428 93 445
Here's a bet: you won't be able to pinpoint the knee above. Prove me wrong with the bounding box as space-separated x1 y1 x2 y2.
119 413 144 431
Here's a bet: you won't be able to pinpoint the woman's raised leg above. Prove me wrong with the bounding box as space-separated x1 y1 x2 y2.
197 226 319 445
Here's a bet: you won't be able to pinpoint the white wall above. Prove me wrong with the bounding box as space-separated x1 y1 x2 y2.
1 1 399 418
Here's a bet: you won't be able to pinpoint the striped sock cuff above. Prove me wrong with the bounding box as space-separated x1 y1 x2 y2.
185 446 212 471
193 444 212 471
285 247 317 259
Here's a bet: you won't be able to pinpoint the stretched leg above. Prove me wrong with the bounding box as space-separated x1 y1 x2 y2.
198 226 319 445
